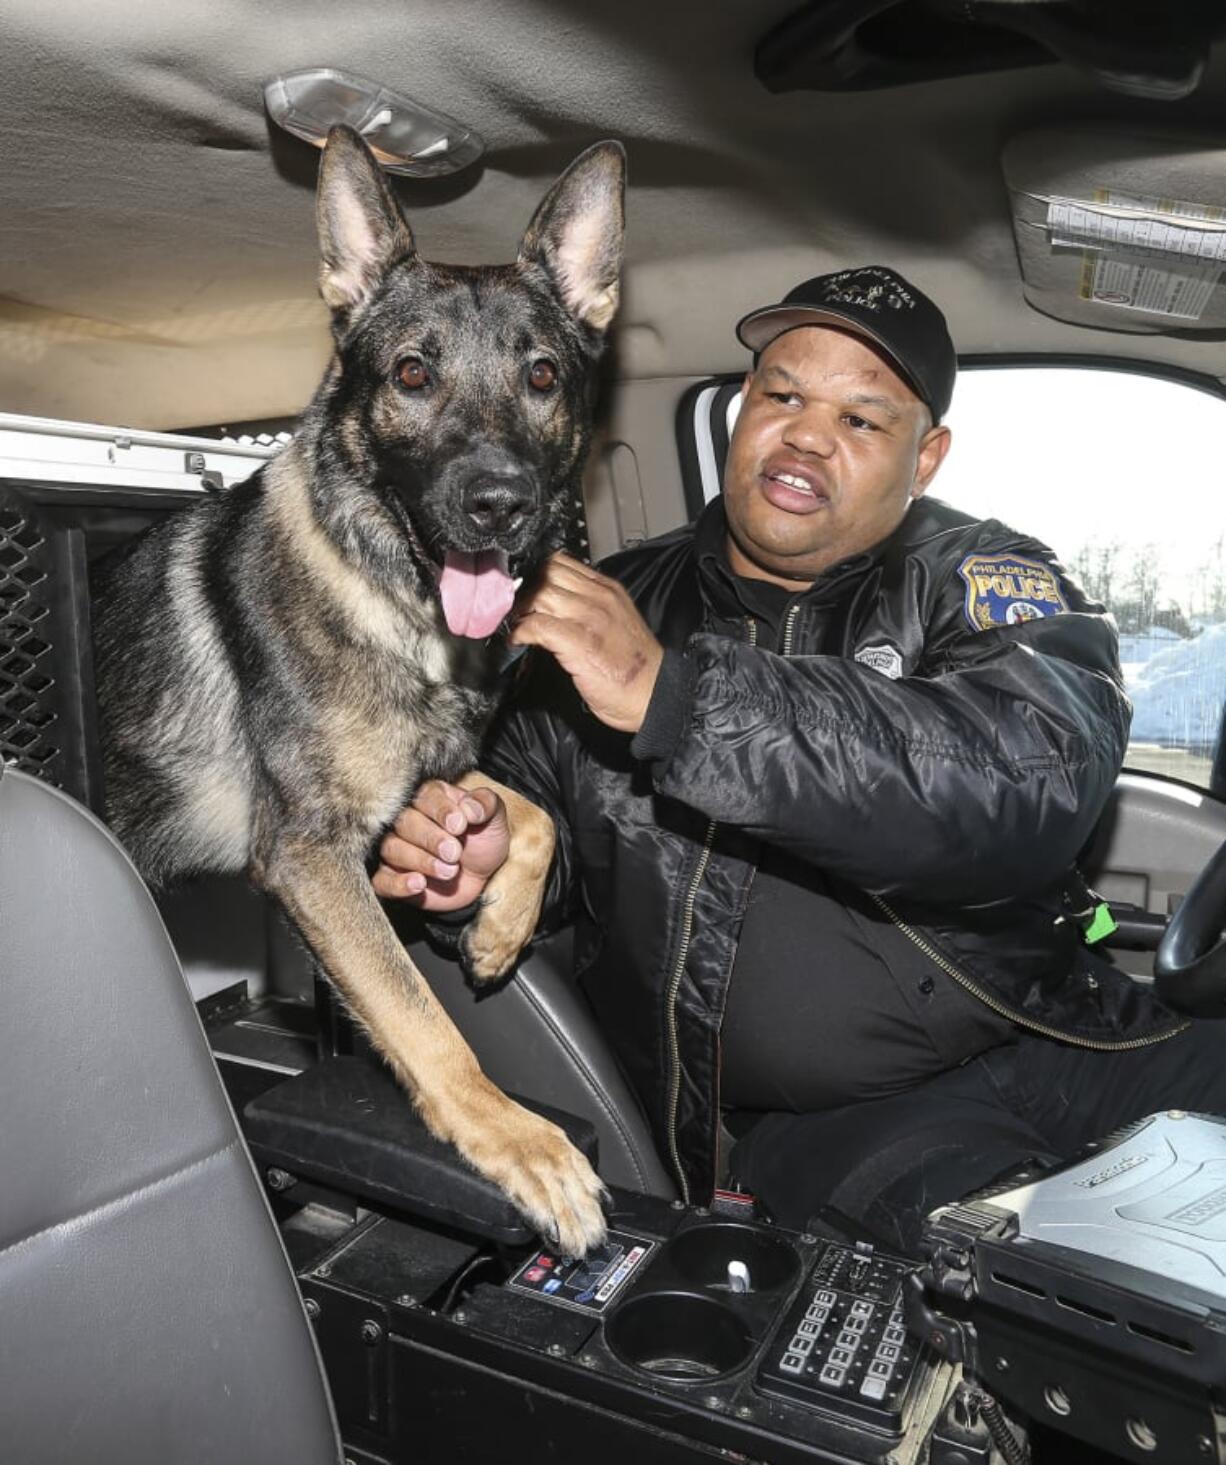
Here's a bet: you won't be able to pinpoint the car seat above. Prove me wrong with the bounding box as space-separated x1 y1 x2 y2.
0 764 344 1465
403 927 678 1198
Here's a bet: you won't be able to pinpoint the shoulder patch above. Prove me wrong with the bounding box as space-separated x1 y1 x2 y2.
957 553 1069 631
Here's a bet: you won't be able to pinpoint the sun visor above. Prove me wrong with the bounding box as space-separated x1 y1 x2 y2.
1004 127 1226 334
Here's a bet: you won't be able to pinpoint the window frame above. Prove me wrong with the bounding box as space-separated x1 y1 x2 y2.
957 352 1226 407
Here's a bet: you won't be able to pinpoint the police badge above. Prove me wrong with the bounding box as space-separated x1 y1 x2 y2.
957 553 1069 631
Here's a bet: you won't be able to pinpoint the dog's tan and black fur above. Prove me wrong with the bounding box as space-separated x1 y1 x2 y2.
92 127 625 1256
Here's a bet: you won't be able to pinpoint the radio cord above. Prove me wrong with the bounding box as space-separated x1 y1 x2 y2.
968 1385 1029 1465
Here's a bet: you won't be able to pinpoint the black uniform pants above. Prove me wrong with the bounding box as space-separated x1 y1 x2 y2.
729 1019 1226 1256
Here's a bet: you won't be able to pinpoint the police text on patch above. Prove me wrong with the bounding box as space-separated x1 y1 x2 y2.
957 553 1069 632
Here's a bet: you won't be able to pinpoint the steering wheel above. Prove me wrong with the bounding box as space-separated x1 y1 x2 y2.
1154 840 1226 1018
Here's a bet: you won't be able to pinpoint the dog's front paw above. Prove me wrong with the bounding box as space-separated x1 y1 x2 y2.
460 890 531 984
467 1099 608 1258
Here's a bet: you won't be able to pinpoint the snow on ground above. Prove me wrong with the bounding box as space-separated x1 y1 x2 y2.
1127 622 1226 751
1118 628 1181 682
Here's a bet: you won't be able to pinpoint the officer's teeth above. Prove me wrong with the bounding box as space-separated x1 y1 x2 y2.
775 473 811 491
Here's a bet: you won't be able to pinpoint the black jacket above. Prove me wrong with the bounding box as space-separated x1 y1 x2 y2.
483 497 1185 1203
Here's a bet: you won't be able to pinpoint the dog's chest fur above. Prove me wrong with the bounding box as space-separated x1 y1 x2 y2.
94 455 497 882
257 456 492 821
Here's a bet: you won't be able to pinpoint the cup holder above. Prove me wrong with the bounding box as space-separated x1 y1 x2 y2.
605 1292 753 1381
666 1223 800 1294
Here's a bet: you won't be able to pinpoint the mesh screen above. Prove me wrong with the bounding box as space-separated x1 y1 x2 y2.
0 491 62 783
0 472 589 807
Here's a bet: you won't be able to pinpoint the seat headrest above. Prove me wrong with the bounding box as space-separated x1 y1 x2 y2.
675 374 743 522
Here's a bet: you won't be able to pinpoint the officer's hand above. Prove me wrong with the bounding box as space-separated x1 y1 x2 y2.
373 780 509 911
510 552 664 733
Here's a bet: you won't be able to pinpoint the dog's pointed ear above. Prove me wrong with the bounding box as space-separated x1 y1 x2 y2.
518 141 626 332
316 126 416 314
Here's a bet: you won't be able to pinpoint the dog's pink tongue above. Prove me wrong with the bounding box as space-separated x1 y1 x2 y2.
439 550 516 639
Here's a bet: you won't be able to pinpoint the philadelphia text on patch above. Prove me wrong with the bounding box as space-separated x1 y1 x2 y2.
957 553 1069 631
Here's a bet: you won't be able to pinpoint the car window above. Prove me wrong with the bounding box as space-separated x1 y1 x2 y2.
934 365 1226 791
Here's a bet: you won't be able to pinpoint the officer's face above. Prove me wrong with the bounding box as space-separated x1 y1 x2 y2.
722 326 951 587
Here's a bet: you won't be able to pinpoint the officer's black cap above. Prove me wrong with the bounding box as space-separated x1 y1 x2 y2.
736 266 957 423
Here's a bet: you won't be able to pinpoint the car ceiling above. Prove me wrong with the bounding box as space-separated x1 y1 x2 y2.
2 0 1225 432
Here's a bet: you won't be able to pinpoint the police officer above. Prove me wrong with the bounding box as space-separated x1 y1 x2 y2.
375 267 1226 1251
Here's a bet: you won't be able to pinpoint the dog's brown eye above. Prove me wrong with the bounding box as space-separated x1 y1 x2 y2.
397 357 429 391
528 359 557 393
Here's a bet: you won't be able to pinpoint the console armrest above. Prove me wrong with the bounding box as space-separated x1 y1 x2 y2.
244 1056 598 1246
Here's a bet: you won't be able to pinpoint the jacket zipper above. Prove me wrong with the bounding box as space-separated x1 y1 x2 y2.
869 893 1188 1051
780 601 800 657
664 819 716 1203
662 617 762 1202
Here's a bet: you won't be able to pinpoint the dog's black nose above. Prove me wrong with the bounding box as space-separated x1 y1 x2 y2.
462 477 534 536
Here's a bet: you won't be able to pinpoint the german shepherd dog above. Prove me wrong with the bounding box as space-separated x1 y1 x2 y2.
92 126 624 1257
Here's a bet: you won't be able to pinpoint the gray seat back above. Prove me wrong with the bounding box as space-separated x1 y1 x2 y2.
406 931 677 1199
0 766 343 1465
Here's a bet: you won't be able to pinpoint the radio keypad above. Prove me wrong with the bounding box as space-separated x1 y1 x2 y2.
756 1242 922 1432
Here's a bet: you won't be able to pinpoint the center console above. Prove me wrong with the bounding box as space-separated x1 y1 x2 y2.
209 980 1226 1465
208 987 1226 1465
216 1024 957 1464
282 1191 954 1465
228 1020 1226 1465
